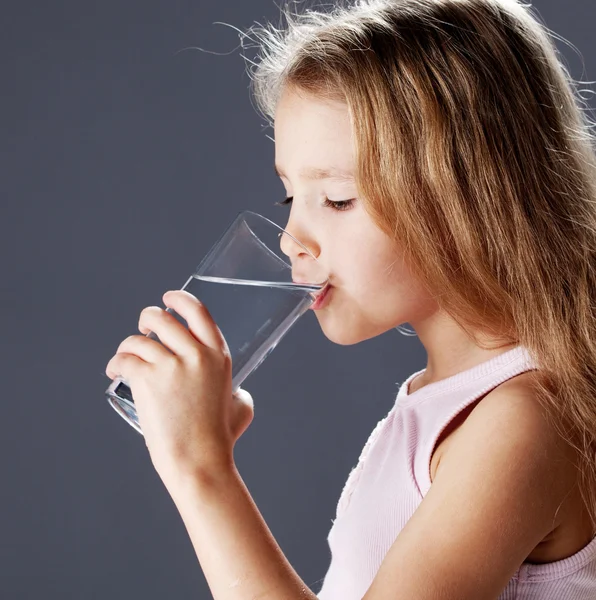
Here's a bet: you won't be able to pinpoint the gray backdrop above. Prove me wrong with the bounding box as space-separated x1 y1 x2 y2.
2 1 594 598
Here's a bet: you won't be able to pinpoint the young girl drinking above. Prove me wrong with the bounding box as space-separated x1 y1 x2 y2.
105 0 596 597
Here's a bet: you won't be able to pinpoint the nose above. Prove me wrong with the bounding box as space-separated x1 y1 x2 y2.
278 228 322 281
279 227 318 256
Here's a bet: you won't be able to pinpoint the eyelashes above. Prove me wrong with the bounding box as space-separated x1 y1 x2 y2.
274 196 356 212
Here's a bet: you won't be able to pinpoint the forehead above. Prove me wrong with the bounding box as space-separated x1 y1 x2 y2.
274 88 351 136
273 89 355 178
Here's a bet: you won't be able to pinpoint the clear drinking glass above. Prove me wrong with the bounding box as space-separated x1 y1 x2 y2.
105 210 329 435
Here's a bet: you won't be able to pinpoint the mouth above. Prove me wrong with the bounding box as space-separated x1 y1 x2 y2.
292 277 332 306
309 283 332 310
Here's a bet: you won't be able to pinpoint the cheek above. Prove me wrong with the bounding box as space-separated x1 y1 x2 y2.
349 253 407 293
352 259 426 315
334 230 422 304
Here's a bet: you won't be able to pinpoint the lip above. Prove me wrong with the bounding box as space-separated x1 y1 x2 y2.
310 284 332 310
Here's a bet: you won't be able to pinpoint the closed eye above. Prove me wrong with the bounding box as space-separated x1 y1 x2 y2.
274 196 355 212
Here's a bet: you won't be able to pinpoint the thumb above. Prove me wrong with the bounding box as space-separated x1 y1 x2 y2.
230 387 255 443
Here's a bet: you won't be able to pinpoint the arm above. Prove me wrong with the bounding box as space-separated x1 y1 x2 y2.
168 464 318 600
107 292 317 599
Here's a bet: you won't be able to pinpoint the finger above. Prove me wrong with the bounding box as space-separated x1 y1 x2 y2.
106 352 148 381
233 387 254 409
139 304 201 357
114 334 174 364
162 290 228 354
230 388 255 441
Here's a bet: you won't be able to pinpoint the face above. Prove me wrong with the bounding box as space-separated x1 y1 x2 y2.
274 86 438 345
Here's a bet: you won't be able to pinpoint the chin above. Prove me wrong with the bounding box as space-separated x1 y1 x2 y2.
315 315 386 346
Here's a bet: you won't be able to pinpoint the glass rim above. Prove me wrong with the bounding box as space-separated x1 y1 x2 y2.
239 210 329 290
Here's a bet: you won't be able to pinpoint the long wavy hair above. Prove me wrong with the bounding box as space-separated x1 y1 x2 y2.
240 0 596 527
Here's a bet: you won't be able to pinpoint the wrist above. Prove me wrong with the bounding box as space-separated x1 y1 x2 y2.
159 454 238 498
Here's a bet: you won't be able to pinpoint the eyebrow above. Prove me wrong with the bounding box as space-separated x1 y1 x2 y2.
274 163 355 182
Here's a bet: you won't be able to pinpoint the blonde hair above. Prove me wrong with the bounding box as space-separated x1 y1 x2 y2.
240 0 596 528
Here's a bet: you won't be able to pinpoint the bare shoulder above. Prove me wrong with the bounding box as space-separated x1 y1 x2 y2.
469 371 574 458
361 371 583 599
364 376 577 600
445 370 580 529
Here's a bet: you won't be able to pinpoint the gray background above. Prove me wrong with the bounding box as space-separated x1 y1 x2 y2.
2 1 594 598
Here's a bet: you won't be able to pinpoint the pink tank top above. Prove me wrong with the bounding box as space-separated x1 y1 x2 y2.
317 345 596 599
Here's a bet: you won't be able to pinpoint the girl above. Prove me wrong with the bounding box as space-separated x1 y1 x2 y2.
105 0 596 598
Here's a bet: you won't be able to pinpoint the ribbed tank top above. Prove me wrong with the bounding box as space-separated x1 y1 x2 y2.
317 345 596 599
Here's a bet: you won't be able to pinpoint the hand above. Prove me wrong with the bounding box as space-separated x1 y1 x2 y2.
105 290 255 486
